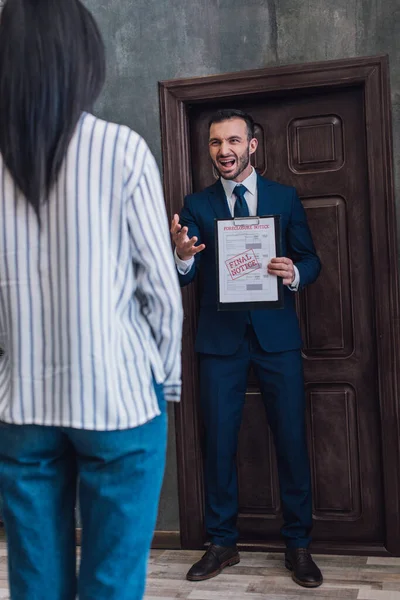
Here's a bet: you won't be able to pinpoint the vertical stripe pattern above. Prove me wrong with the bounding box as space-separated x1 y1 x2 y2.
0 112 183 430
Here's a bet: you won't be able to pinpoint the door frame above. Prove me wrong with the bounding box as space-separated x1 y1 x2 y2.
158 55 400 555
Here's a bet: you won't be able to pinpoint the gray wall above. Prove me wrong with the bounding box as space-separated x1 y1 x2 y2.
84 0 400 531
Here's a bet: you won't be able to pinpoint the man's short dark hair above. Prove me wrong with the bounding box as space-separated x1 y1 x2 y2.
208 109 255 141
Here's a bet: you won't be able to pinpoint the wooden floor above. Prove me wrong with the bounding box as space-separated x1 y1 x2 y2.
2 539 400 599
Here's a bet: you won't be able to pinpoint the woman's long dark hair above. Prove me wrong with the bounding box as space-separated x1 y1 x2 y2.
0 0 106 217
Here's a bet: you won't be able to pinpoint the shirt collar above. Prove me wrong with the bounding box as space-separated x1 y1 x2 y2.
220 167 257 198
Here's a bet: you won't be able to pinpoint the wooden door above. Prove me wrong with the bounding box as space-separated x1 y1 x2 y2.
159 56 400 555
189 86 383 546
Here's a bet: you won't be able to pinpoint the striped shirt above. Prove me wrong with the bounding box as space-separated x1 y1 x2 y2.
0 112 183 430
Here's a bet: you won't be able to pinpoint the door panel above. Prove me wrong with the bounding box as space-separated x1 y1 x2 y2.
188 85 385 544
299 197 353 358
307 385 361 521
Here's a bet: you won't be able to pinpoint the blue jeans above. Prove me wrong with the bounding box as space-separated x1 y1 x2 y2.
0 384 167 600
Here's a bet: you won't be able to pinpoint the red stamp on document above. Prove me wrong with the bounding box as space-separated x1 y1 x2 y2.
226 249 261 280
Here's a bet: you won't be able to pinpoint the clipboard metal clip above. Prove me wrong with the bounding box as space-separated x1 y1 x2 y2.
233 217 260 226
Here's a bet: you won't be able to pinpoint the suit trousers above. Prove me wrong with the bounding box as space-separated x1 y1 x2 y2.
0 383 167 600
199 325 312 548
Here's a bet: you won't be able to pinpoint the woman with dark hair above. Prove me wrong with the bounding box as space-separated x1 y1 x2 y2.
0 1 183 599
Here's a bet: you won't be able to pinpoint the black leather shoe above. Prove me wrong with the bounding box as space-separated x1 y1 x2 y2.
186 544 240 581
285 548 323 588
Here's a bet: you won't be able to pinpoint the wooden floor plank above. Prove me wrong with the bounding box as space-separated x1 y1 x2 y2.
1 540 400 600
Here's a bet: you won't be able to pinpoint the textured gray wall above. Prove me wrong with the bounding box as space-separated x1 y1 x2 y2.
83 0 400 531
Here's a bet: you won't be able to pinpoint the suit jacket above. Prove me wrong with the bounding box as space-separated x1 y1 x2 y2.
178 174 321 355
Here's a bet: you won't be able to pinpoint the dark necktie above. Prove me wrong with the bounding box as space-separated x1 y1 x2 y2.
233 184 251 325
233 184 249 217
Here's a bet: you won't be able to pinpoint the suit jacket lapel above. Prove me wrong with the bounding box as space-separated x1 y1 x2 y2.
207 175 275 219
256 174 275 216
207 180 232 220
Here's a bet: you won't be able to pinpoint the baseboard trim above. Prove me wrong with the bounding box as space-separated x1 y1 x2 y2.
75 529 181 550
237 539 392 557
152 530 181 549
38 528 394 557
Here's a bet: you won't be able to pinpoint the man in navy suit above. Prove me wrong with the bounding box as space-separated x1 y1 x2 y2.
170 109 322 588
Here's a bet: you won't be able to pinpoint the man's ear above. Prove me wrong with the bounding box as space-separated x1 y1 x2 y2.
249 137 258 155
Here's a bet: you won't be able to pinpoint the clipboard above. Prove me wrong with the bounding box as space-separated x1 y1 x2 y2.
215 214 284 311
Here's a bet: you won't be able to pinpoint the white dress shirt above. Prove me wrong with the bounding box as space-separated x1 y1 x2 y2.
0 112 183 430
175 168 300 289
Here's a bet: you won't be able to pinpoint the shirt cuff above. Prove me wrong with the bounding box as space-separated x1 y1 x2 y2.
163 383 182 402
174 248 194 275
288 265 300 291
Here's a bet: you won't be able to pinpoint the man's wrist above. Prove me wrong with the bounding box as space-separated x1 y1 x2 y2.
174 248 194 275
176 249 189 261
288 264 300 291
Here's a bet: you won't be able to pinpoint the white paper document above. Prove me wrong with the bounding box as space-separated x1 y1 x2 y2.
216 217 279 305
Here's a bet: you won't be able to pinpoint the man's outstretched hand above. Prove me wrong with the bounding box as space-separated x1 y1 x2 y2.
170 214 205 261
